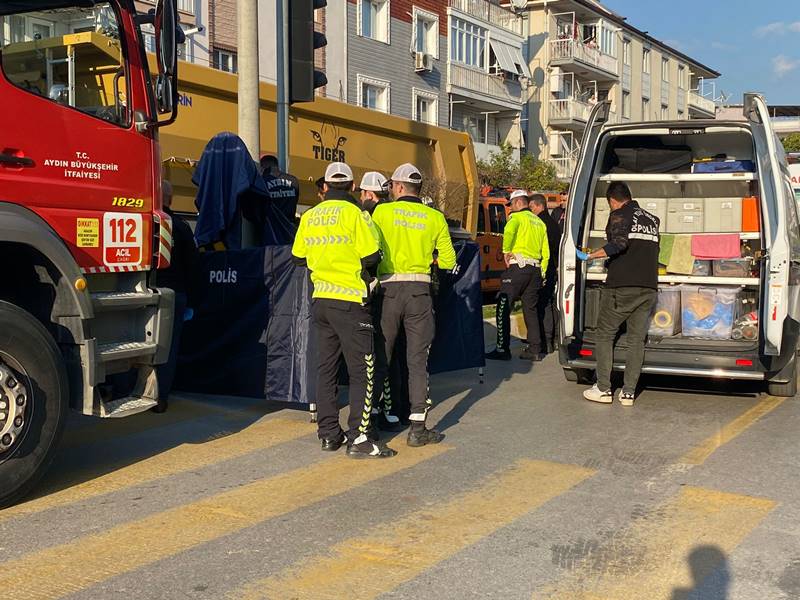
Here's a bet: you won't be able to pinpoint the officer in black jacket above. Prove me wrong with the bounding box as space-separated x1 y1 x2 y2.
530 193 561 354
578 181 659 407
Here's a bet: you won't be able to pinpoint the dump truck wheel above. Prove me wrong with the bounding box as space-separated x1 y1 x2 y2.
0 301 68 508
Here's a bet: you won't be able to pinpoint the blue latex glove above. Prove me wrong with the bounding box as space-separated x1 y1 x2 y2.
576 249 589 261
183 307 194 322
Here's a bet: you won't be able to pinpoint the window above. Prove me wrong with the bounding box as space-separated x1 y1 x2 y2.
598 21 615 56
477 206 486 234
413 88 437 125
678 109 684 120
488 204 507 234
661 104 669 120
662 57 669 82
459 113 486 143
213 49 238 73
642 97 650 119
642 48 651 74
450 17 487 69
622 91 631 119
1 4 130 127
413 7 438 58
358 75 390 113
177 0 194 14
359 0 389 44
678 65 686 89
623 39 631 65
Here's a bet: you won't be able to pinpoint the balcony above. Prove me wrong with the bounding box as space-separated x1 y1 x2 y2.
448 0 522 35
688 91 716 117
552 157 577 180
448 63 525 109
550 98 592 130
474 142 520 163
549 39 619 80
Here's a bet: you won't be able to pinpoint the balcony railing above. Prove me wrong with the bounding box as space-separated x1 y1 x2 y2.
449 63 524 106
448 0 522 35
688 91 716 115
549 39 618 78
552 157 576 180
550 98 592 124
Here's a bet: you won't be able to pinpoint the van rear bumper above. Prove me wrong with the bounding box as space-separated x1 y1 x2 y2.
564 358 765 380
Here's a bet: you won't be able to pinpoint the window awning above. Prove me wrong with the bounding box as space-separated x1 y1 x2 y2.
489 38 532 79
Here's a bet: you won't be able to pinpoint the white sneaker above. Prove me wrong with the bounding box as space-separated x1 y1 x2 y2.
583 384 612 404
619 391 635 407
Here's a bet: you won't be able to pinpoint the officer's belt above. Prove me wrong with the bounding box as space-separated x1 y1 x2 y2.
509 256 541 268
379 273 432 283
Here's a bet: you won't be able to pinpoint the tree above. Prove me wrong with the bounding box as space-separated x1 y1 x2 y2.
477 143 567 192
783 133 800 153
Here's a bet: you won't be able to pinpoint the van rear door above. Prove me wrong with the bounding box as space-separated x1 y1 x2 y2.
559 101 611 341
745 94 792 355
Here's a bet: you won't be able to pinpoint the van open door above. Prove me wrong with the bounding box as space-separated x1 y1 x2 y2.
745 93 791 355
558 101 611 342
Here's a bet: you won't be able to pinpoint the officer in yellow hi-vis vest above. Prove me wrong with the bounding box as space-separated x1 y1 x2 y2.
292 162 397 459
371 163 457 447
486 189 550 362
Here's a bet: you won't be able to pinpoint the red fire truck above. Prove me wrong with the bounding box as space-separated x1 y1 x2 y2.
0 0 179 506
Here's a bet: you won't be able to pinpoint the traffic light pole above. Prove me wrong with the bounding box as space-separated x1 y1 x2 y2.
276 0 290 171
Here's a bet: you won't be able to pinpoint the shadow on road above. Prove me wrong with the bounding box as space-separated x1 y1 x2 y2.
672 545 730 600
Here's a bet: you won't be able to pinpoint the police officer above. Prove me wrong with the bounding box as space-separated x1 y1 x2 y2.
357 171 390 215
261 154 300 223
292 162 396 458
529 193 561 354
371 163 457 447
485 190 550 362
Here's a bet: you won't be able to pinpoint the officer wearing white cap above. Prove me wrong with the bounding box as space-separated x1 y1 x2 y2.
486 189 550 361
292 162 397 458
370 163 457 447
357 171 390 215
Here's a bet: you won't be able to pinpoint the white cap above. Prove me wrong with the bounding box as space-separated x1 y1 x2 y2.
324 162 354 183
509 189 529 201
358 171 389 192
390 163 423 184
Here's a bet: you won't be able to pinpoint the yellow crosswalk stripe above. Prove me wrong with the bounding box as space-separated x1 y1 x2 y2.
680 396 785 465
235 459 595 600
0 417 313 524
538 486 776 599
0 444 450 600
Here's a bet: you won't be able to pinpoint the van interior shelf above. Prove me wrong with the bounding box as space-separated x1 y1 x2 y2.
597 173 758 182
584 273 759 286
587 230 760 240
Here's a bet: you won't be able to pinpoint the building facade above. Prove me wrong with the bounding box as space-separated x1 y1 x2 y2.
521 0 719 178
135 0 211 69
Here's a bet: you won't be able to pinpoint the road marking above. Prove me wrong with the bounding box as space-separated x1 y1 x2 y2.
0 417 313 523
539 486 776 599
0 444 449 600
236 459 594 600
680 395 785 465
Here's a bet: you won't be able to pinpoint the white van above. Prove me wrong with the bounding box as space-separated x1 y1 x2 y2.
558 94 800 397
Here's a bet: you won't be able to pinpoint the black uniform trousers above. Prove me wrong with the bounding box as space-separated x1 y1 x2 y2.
538 267 558 353
495 264 542 353
312 298 375 442
376 282 434 424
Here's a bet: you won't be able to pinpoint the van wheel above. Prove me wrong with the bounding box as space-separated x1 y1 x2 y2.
0 301 68 508
563 368 593 385
768 357 798 398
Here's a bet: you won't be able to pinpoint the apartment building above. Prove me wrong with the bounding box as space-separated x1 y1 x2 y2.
135 0 211 68
520 0 720 179
326 0 530 161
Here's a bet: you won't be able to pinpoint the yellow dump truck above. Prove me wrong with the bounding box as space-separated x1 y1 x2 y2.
161 60 480 233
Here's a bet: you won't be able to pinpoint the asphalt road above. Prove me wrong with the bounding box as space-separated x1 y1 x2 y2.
1 331 799 599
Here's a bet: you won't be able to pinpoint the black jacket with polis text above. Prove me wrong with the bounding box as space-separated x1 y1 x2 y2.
603 200 660 289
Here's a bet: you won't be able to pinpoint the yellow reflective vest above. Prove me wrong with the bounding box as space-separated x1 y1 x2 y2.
371 197 457 277
292 195 379 303
502 209 550 273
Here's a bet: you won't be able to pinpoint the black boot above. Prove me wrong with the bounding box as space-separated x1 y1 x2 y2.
485 348 512 361
320 433 345 452
346 437 398 459
407 424 445 447
377 411 405 432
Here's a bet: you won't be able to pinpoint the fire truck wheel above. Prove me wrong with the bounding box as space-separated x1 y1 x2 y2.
0 301 68 508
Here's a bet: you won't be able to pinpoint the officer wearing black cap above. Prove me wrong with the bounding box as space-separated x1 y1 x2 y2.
292 162 397 458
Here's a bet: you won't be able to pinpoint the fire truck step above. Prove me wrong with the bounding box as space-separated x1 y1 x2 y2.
98 341 158 363
91 291 158 311
98 396 158 418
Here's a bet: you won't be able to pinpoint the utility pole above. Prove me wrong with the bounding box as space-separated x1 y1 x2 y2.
276 0 290 170
237 0 260 161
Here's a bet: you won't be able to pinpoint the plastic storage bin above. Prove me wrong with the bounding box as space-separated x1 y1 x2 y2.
692 260 712 276
640 198 667 226
593 201 610 230
713 259 751 278
742 196 760 232
667 198 704 233
649 288 681 336
704 197 742 232
680 286 737 339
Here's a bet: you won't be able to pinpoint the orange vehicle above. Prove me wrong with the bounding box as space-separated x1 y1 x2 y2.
476 186 565 296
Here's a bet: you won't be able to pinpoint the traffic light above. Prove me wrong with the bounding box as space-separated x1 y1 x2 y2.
289 0 327 104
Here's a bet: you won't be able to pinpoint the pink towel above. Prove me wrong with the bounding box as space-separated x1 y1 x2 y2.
691 234 741 259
